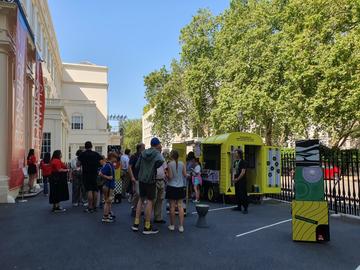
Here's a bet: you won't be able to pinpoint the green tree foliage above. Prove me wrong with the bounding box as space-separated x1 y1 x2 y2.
123 119 142 153
144 0 360 148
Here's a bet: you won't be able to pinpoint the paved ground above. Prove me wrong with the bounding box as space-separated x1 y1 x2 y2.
0 194 359 270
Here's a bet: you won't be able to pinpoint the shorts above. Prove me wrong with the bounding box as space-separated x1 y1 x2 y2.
83 173 98 192
165 186 186 200
139 182 156 201
28 164 37 175
104 180 115 190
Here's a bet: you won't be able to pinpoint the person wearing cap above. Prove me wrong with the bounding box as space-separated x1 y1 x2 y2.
233 149 249 214
131 137 164 234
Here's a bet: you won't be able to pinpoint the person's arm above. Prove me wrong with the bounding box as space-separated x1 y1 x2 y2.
128 164 135 182
168 164 173 180
182 164 187 178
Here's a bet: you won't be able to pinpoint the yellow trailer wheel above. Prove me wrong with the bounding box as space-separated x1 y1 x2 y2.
207 186 214 201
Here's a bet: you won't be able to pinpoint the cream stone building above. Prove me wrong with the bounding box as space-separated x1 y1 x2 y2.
0 0 110 202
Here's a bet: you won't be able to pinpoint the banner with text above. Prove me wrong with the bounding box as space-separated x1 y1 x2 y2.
33 59 45 159
9 10 27 190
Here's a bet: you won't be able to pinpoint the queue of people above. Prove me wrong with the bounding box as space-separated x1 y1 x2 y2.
31 136 248 235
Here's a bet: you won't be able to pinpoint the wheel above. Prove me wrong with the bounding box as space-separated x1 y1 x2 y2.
207 186 215 202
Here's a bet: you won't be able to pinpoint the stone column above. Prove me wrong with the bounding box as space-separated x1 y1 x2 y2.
0 48 10 203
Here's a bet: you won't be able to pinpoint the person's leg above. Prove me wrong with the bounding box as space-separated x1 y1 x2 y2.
43 176 49 195
239 180 248 212
177 200 185 228
93 191 98 209
144 199 153 229
80 175 87 204
103 187 110 217
72 175 80 204
28 174 35 190
87 191 93 209
235 181 242 210
153 183 161 221
169 200 176 226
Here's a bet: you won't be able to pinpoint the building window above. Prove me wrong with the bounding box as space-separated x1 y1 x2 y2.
71 115 83 130
95 146 103 154
41 133 51 159
69 146 71 160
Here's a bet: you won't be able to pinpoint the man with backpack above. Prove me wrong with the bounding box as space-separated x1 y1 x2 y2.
131 138 164 234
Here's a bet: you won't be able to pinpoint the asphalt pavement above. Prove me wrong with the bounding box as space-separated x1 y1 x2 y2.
0 194 359 270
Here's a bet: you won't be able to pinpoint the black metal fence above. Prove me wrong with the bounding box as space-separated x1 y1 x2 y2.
271 149 360 216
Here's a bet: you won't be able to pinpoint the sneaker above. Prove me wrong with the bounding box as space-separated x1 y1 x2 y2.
84 208 94 213
53 207 66 213
168 225 175 231
83 202 89 207
72 203 79 207
102 216 114 223
131 224 139 232
178 226 184 233
143 226 159 235
193 200 200 203
109 212 116 219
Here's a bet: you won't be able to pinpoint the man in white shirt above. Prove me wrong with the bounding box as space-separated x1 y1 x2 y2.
121 149 131 198
153 153 167 224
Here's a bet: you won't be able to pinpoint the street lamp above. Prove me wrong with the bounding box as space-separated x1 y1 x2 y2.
109 114 127 151
237 111 243 132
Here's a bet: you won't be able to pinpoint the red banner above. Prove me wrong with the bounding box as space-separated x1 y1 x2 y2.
33 60 45 159
9 10 27 190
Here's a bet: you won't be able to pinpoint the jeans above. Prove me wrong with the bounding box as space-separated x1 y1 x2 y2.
43 176 49 195
72 173 87 204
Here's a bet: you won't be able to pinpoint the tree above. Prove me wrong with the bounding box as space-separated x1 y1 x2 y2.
122 119 142 153
180 9 220 136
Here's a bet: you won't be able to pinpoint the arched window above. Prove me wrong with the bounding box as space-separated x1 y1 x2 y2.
71 114 83 130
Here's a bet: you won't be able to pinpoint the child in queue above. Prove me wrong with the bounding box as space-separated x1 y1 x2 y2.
99 153 117 223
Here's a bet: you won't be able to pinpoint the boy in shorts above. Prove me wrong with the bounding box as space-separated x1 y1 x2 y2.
99 153 117 223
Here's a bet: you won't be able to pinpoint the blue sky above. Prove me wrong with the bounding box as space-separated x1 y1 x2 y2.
48 0 230 119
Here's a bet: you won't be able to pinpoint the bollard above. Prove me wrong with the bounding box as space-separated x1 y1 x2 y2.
196 204 210 228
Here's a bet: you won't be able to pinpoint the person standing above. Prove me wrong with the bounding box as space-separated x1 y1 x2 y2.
40 153 52 196
192 158 202 203
128 143 145 216
233 149 248 214
49 150 69 212
153 154 167 224
70 149 85 207
131 138 164 234
99 153 117 223
166 150 187 233
27 149 38 193
78 141 102 213
121 149 131 199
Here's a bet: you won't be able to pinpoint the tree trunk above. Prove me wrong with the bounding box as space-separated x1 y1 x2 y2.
265 120 273 146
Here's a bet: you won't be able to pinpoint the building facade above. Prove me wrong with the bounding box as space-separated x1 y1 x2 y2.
0 0 110 202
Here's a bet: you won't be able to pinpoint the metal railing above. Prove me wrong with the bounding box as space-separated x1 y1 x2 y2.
270 149 360 216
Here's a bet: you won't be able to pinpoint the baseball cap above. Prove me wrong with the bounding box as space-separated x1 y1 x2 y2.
150 137 161 146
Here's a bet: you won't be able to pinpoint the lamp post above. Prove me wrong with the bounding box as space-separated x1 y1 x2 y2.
109 114 127 151
237 111 243 132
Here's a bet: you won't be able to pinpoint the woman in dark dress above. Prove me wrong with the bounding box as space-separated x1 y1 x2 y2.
49 150 69 212
27 149 38 193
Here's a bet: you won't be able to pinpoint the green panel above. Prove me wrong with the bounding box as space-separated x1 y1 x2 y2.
295 167 324 201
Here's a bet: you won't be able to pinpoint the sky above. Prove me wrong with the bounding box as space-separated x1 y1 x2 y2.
48 0 230 119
